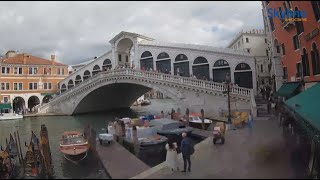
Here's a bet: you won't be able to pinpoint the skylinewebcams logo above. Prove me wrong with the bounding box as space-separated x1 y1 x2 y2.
268 8 307 22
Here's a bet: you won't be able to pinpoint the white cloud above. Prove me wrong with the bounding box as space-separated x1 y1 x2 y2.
0 1 263 65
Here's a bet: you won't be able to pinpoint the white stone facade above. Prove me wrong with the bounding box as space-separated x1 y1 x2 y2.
59 31 257 94
227 29 271 91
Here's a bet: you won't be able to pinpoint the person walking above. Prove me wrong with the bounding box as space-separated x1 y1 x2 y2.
165 138 179 171
248 112 253 135
180 132 193 172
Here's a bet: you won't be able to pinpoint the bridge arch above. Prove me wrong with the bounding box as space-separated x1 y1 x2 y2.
174 54 189 77
156 52 171 74
140 51 154 70
192 56 209 80
71 79 184 115
68 79 74 89
212 59 231 83
28 95 40 112
75 75 82 85
12 96 25 114
92 65 101 76
102 59 112 71
61 84 67 93
83 70 91 81
234 62 253 88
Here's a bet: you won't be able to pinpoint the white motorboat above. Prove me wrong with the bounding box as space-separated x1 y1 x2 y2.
0 113 23 121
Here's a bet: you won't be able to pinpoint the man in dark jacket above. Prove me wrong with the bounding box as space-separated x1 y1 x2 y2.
180 132 192 172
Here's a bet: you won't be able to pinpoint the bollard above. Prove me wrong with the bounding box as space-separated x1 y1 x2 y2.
201 109 205 130
186 108 190 127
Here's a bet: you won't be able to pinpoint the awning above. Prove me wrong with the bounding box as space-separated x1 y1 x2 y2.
285 83 320 131
0 103 12 110
276 82 301 99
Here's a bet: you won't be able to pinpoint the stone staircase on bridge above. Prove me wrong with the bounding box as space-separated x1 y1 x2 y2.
255 95 273 120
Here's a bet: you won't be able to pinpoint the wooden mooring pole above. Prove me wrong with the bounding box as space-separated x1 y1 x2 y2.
13 131 22 164
17 130 25 172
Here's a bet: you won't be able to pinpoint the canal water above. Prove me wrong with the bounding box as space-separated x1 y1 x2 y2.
0 98 179 179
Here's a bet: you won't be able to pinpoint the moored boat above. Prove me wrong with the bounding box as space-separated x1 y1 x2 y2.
0 103 23 121
59 131 89 163
181 113 213 130
140 99 151 106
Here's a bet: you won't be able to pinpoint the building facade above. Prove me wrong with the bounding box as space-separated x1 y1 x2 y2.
227 29 271 91
0 51 68 113
262 1 320 91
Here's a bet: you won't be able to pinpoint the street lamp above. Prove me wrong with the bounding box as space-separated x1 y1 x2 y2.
224 72 232 124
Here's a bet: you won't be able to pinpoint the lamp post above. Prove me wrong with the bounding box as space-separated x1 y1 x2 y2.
225 73 232 124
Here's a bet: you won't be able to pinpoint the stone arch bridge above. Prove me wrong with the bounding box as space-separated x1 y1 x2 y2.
37 68 256 119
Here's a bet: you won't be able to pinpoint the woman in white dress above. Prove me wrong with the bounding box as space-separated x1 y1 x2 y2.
165 139 179 171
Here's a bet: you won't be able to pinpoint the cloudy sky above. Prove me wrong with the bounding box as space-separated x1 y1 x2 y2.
0 1 263 65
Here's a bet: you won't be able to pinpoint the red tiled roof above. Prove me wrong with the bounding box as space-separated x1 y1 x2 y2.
1 54 67 66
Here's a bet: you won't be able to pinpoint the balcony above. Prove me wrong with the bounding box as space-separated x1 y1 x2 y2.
282 20 295 30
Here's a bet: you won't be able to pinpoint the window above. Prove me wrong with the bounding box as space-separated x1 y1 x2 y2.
33 67 38 74
281 43 286 55
6 67 10 74
276 44 281 53
1 67 10 74
5 83 9 90
302 49 310 76
62 68 65 75
1 67 5 74
293 34 300 50
261 64 264 73
246 38 249 43
126 55 129 62
295 7 304 34
44 67 52 75
3 97 9 103
118 54 122 62
19 83 23 90
266 49 269 56
18 67 23 74
296 63 302 77
29 67 33 74
247 49 250 53
14 83 17 90
14 67 18 74
261 79 265 85
28 67 37 74
269 17 275 31
265 38 267 43
29 83 37 90
43 83 52 90
57 68 61 75
283 67 288 79
0 83 10 90
311 43 320 75
311 1 320 21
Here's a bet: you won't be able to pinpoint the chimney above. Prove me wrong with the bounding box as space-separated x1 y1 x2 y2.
23 53 27 64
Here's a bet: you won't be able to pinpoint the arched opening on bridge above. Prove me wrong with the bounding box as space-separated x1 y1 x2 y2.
156 52 171 74
192 56 209 80
61 84 67 93
174 54 189 77
68 79 74 89
12 96 25 114
140 51 154 71
212 59 231 83
28 96 40 112
234 63 253 88
42 95 53 105
75 75 82 85
116 38 134 68
102 59 112 71
92 65 101 76
83 70 91 81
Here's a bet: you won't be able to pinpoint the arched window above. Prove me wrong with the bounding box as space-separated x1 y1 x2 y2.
157 52 170 59
311 43 320 75
156 52 171 74
302 48 310 76
83 70 91 80
174 54 189 77
61 84 67 93
68 80 74 89
141 51 152 58
102 59 112 71
140 51 154 70
261 64 263 73
192 57 209 80
212 59 230 83
75 75 82 85
274 39 280 54
92 65 101 76
295 7 304 34
175 54 188 62
234 63 253 88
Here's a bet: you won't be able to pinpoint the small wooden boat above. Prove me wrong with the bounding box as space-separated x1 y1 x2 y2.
141 99 151 106
59 131 89 163
181 113 213 130
0 113 23 121
23 131 44 179
0 146 17 179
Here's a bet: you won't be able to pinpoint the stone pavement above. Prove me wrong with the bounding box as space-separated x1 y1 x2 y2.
133 118 295 179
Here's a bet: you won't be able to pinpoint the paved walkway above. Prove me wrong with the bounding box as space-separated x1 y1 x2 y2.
133 118 295 179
